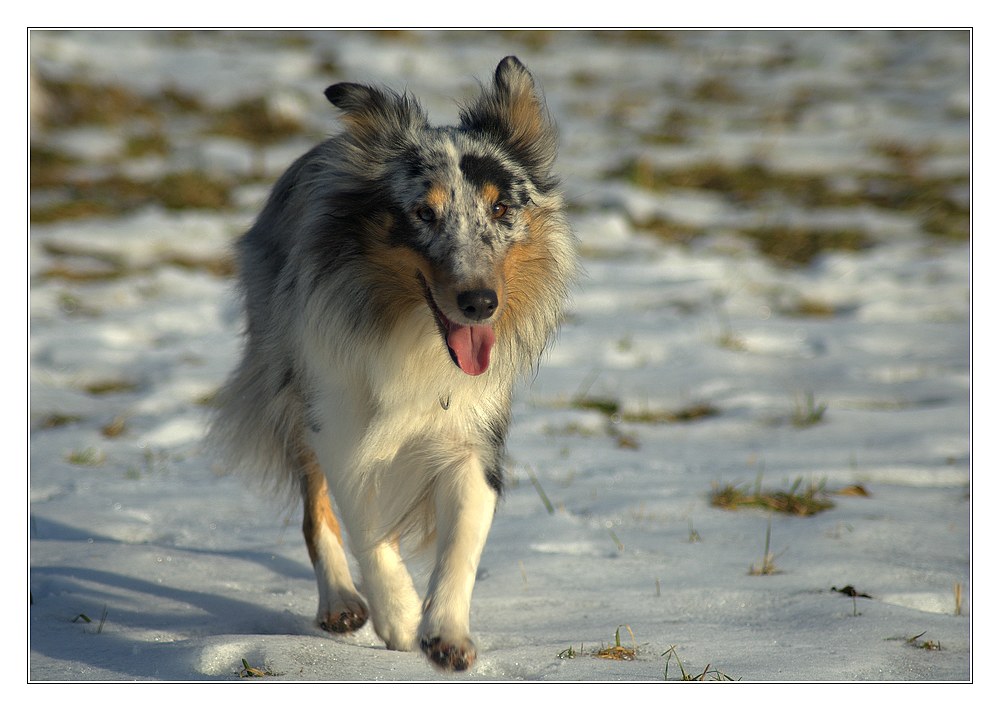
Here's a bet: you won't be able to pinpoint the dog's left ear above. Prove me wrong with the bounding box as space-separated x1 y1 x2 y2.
460 56 557 176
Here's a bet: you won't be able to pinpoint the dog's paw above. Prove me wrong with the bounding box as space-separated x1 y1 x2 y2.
317 597 368 634
372 612 419 651
367 583 421 651
420 635 477 672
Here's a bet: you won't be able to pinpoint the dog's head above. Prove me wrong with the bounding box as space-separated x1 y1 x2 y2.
325 57 563 376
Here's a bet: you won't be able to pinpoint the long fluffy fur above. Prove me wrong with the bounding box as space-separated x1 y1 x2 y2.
209 56 576 671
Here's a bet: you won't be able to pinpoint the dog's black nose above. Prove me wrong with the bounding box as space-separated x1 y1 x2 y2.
457 289 498 321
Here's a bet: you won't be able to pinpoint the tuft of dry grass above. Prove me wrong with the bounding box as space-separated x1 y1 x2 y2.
789 391 827 428
606 156 969 261
662 645 738 681
237 658 281 678
779 297 841 319
692 76 743 103
748 517 781 576
834 484 871 497
571 396 719 425
101 415 128 438
66 447 106 467
31 170 235 224
907 632 942 651
71 606 109 633
83 379 140 396
626 402 720 424
744 225 870 267
38 413 84 429
593 625 639 661
207 96 304 145
156 171 233 210
35 74 159 127
710 477 834 516
566 396 719 452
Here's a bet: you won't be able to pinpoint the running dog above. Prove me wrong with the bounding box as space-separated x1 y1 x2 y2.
210 56 576 671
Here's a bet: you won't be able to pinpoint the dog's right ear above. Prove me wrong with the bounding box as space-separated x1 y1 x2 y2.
325 82 427 142
324 82 381 114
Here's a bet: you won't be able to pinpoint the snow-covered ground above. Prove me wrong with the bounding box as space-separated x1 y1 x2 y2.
28 30 971 683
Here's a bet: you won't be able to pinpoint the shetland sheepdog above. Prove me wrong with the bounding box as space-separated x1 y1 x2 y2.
210 56 576 671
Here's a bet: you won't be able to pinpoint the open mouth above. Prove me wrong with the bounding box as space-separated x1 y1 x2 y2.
418 273 496 376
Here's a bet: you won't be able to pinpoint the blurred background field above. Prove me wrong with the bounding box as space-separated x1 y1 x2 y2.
28 30 970 682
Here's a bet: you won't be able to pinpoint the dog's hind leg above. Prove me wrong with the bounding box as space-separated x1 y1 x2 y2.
418 456 498 671
300 451 369 633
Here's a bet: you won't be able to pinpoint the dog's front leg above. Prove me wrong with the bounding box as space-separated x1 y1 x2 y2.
419 458 497 671
299 452 369 634
356 537 423 652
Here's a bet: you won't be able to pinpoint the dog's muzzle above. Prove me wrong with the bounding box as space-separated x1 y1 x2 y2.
419 275 497 376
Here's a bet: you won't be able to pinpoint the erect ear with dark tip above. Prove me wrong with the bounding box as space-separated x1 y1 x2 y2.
459 57 557 181
324 82 378 111
493 56 531 91
324 82 347 106
323 81 428 140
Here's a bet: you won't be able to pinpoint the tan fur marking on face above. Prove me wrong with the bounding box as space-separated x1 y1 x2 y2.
363 212 432 296
498 207 555 332
425 183 449 212
481 183 500 206
368 243 434 311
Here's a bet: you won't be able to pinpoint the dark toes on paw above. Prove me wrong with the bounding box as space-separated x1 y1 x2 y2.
319 607 368 634
420 636 476 672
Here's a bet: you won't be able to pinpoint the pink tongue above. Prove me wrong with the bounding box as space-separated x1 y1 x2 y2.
447 323 495 376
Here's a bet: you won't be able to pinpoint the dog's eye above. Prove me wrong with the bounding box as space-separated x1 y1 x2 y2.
491 202 508 219
416 206 437 223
